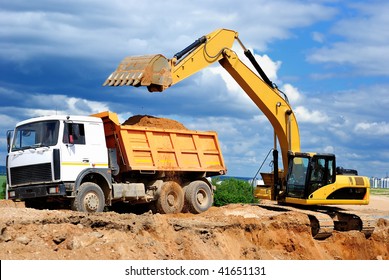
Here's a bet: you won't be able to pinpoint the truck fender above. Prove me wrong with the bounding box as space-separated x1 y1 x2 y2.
73 168 112 203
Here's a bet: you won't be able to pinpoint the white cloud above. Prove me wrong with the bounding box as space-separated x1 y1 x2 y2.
0 89 109 121
308 2 389 75
0 114 19 132
197 65 258 114
197 47 285 116
312 31 325 43
281 83 302 104
323 145 334 153
22 95 109 117
0 0 337 63
294 106 330 124
183 116 241 138
252 114 270 124
207 67 242 94
328 127 350 142
251 53 281 82
354 122 389 136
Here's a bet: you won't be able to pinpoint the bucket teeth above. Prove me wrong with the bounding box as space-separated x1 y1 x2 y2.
102 73 113 86
127 73 136 85
132 72 143 86
113 73 124 86
108 78 116 86
119 79 127 86
119 73 131 86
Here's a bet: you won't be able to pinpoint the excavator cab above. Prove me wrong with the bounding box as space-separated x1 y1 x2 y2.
285 152 369 205
286 153 336 200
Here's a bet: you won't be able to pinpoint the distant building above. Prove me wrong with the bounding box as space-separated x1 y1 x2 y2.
370 177 389 188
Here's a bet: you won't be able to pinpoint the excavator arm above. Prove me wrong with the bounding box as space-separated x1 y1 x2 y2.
103 28 300 177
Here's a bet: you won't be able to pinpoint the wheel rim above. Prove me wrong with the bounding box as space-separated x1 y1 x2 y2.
84 192 100 212
157 181 184 214
167 192 177 207
196 189 207 205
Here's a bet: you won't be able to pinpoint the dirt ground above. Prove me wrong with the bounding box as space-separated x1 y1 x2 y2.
0 195 388 260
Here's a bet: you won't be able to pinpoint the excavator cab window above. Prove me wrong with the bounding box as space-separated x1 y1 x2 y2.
286 156 309 198
306 155 335 197
286 154 336 199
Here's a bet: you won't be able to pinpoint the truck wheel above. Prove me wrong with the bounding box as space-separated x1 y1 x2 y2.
156 181 184 214
71 182 105 213
185 181 213 214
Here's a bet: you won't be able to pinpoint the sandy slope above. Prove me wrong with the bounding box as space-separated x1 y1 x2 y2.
0 196 388 260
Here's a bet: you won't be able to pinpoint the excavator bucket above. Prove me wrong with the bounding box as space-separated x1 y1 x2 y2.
103 54 173 92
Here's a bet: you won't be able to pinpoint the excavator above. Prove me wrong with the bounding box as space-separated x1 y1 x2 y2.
103 28 374 239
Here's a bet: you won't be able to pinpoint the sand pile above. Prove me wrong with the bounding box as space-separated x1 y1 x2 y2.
122 115 188 130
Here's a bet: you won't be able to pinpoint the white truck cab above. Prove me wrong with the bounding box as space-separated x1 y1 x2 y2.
7 115 109 208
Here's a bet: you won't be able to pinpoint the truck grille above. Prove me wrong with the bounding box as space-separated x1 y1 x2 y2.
10 163 53 186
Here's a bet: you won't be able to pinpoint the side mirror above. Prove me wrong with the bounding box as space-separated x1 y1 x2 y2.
6 130 13 152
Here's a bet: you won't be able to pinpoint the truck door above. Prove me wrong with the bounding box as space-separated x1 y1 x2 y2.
61 121 108 182
61 122 90 181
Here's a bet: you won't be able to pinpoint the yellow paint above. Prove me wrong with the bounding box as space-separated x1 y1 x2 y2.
62 162 108 168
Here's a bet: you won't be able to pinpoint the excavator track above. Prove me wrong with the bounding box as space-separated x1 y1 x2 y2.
318 207 376 238
256 202 375 240
257 203 334 239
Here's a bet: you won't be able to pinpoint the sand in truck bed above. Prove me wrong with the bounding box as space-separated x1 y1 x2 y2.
122 115 188 130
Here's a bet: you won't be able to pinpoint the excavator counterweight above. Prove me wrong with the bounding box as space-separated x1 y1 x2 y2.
103 54 172 92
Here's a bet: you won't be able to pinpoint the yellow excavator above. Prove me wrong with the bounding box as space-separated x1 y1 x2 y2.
103 28 374 239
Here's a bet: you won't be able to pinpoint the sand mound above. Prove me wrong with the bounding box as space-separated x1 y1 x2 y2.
122 115 188 130
0 200 388 260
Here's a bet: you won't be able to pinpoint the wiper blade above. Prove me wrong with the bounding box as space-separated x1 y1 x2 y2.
30 143 49 148
12 144 50 151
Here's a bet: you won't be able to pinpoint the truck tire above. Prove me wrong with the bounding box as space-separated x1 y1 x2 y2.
156 181 184 214
71 182 105 213
185 180 213 214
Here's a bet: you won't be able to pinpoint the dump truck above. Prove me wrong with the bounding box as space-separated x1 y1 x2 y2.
6 111 226 214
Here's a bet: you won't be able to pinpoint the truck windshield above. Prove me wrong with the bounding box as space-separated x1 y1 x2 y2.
12 120 60 151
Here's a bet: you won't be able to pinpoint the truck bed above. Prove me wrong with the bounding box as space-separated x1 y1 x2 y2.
93 112 226 175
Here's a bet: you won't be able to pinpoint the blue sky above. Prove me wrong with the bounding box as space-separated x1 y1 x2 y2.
1 0 388 178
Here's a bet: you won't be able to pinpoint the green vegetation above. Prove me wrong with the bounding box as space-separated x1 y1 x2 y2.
212 177 255 207
370 188 389 197
0 175 6 199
